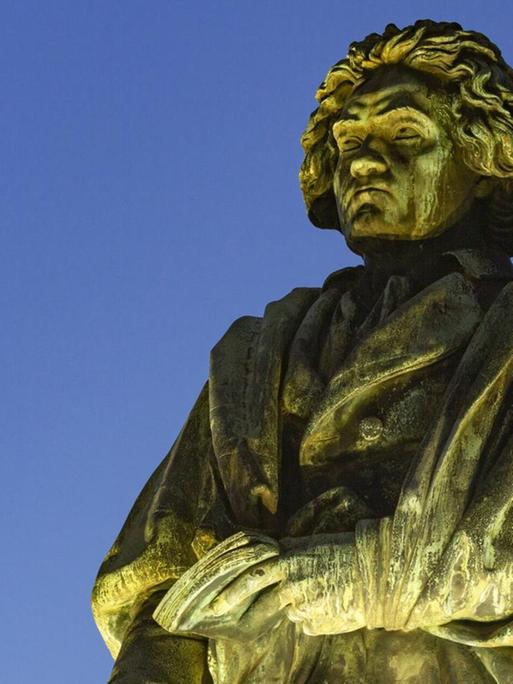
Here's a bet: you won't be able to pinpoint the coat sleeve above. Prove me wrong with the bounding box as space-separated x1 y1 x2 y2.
92 383 235 681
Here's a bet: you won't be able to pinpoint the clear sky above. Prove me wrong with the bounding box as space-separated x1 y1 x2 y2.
2 2 511 681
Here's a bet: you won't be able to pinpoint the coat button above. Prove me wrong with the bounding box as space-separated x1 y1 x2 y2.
359 416 384 441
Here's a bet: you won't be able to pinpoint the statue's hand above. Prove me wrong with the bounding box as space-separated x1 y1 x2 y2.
285 486 373 536
205 532 366 638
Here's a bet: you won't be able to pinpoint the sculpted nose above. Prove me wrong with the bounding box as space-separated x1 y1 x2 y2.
350 154 388 179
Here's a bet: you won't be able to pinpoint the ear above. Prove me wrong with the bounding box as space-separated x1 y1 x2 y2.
474 176 495 199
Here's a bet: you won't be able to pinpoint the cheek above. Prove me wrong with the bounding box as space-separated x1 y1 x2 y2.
333 166 352 217
334 161 349 192
412 153 456 223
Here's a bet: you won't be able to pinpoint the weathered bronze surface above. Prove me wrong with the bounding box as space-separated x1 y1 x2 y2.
93 20 513 682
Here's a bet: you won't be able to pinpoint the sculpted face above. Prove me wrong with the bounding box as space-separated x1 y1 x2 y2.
332 68 486 244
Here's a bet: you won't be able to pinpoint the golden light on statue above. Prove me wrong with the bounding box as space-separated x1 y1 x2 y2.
93 20 513 682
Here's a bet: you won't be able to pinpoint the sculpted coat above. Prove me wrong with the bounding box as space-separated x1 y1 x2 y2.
94 249 513 682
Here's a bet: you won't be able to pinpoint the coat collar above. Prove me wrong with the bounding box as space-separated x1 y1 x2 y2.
444 248 513 280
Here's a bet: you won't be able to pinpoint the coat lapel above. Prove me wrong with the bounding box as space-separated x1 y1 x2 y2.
300 273 483 465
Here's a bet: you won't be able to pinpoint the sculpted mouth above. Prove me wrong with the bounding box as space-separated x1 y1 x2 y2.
345 186 390 218
352 186 389 201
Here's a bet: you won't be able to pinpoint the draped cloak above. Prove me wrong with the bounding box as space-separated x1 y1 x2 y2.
93 249 513 683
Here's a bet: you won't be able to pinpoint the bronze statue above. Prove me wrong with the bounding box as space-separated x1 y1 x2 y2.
93 20 513 682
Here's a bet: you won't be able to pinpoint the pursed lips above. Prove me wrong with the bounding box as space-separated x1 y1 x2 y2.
344 186 391 211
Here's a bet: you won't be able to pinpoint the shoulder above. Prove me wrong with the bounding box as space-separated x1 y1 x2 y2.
215 265 364 344
211 266 363 367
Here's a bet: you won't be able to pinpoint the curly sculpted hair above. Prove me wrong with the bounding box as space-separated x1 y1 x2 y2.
300 20 513 253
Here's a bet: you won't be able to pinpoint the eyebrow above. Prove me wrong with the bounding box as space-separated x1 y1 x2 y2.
340 91 428 122
335 105 430 131
376 93 428 116
332 106 436 141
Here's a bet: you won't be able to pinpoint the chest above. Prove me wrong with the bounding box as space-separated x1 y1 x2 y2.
284 353 460 518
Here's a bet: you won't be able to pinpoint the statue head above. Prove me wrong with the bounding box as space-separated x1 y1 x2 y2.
300 20 513 254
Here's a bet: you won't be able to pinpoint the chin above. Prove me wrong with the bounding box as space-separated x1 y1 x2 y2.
344 216 415 255
348 215 436 242
347 216 395 240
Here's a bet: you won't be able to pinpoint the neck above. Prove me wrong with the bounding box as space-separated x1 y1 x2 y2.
355 203 490 292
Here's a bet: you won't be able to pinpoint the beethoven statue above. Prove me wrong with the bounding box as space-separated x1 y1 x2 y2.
93 20 513 683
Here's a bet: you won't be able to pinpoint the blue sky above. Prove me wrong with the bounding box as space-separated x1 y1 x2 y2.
2 2 510 681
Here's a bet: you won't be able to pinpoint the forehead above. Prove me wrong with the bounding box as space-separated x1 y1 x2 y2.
339 69 443 123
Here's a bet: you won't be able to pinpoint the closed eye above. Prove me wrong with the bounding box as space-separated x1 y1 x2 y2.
337 137 362 153
393 126 422 141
